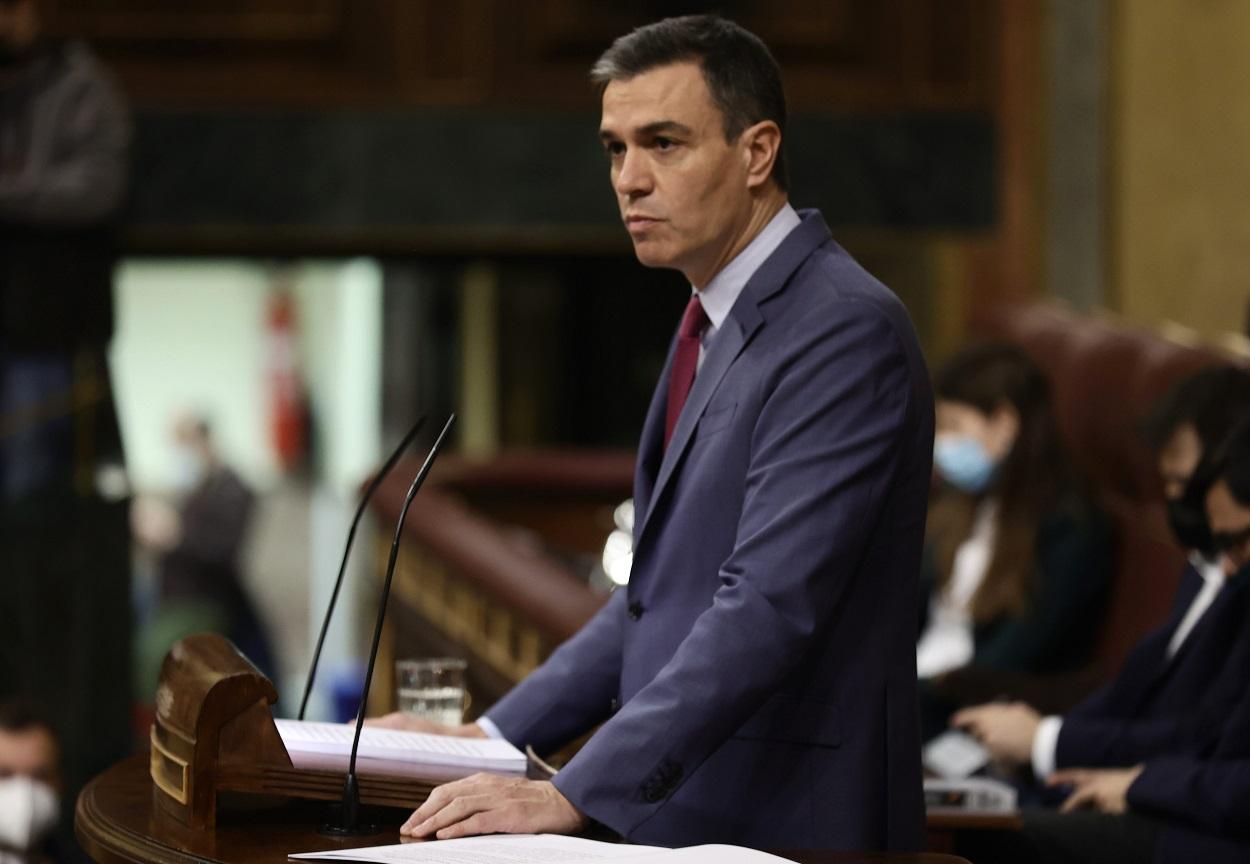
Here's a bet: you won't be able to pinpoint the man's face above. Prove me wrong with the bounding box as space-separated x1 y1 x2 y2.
1158 422 1203 500
600 62 755 287
1206 478 1250 576
0 726 59 790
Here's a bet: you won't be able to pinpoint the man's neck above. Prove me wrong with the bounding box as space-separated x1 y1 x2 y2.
689 188 788 290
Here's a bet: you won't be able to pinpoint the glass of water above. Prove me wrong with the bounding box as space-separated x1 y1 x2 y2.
395 657 468 726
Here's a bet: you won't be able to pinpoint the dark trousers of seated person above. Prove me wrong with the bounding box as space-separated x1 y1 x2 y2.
957 810 1160 864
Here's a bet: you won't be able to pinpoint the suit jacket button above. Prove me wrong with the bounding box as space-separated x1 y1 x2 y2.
609 697 620 714
627 602 644 621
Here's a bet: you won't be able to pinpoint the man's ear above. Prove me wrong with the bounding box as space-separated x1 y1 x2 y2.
741 120 781 190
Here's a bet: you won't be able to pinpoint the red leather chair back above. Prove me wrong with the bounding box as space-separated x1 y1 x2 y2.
976 304 1245 671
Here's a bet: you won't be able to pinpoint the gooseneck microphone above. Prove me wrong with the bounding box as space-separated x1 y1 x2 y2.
323 413 457 835
298 416 426 721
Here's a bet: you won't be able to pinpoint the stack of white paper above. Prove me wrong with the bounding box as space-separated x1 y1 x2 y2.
290 834 798 864
275 720 527 779
922 730 991 779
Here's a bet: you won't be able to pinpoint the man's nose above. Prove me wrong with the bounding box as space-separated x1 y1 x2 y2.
615 150 652 198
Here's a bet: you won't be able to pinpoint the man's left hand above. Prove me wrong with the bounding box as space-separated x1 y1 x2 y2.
1050 765 1144 814
400 773 587 839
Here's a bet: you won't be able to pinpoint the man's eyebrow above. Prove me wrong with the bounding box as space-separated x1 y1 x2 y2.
599 120 694 141
638 120 693 137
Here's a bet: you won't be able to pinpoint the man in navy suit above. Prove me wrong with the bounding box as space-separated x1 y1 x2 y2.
385 15 934 850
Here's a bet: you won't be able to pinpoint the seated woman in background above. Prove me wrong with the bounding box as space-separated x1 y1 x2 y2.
918 343 1111 738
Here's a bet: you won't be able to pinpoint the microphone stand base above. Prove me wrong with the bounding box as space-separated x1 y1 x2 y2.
321 772 382 835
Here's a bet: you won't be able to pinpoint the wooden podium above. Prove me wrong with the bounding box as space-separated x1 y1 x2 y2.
76 755 969 864
77 632 970 864
147 633 434 828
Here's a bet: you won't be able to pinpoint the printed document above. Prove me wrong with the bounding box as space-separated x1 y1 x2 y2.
290 833 797 864
275 720 526 778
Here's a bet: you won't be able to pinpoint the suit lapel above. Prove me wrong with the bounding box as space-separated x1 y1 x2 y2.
635 313 758 544
1138 565 1242 706
632 209 833 549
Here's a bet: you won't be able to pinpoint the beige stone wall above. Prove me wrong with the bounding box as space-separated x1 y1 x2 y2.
1110 0 1250 342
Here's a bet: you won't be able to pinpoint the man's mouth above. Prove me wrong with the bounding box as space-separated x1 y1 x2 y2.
625 215 663 228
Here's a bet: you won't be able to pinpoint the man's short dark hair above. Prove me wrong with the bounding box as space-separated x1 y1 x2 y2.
1211 419 1250 506
591 14 789 192
1141 365 1250 454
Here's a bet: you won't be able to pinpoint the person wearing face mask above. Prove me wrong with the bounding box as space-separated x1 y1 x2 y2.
916 343 1111 738
131 414 275 696
0 699 63 864
953 366 1250 787
957 419 1250 864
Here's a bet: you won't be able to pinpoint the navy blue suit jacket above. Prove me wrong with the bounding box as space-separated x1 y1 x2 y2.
1124 568 1250 863
486 210 934 850
1055 565 1250 769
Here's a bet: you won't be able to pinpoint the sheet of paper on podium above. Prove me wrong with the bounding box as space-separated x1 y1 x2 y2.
275 720 527 779
290 834 798 864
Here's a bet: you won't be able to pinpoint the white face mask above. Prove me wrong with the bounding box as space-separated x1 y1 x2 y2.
0 776 59 851
170 444 206 492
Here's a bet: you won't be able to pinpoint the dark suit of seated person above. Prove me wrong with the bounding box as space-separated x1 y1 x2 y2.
953 367 1250 778
956 418 1250 864
917 344 1111 740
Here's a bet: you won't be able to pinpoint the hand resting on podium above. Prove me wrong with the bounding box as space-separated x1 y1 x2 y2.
399 771 587 839
364 713 587 838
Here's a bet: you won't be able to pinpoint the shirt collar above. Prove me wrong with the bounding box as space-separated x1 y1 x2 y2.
1190 552 1228 588
694 203 801 331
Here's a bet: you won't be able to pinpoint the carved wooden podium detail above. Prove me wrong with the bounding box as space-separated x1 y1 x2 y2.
150 633 434 829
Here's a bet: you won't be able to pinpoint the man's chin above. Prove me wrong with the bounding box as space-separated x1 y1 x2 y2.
629 241 676 271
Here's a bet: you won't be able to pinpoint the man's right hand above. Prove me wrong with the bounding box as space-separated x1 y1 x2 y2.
950 701 1041 768
363 712 487 738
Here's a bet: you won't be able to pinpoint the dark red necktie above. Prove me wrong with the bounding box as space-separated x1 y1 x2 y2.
664 294 709 448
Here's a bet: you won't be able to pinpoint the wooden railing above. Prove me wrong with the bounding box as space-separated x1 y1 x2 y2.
367 450 634 717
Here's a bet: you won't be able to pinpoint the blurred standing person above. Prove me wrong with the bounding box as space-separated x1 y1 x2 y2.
132 416 275 693
0 0 132 816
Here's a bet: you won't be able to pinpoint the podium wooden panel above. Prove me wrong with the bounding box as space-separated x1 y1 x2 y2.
147 633 434 828
77 755 970 864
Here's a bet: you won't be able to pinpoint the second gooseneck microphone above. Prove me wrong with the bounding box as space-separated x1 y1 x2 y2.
297 416 427 721
323 413 457 835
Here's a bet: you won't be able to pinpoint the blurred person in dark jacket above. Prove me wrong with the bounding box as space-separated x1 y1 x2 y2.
1 0 128 346
0 0 132 824
132 415 275 691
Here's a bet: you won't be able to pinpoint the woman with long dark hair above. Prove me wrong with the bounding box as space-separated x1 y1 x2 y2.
918 343 1111 734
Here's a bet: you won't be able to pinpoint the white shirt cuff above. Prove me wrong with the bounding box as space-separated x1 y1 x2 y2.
1032 715 1063 779
475 716 505 740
